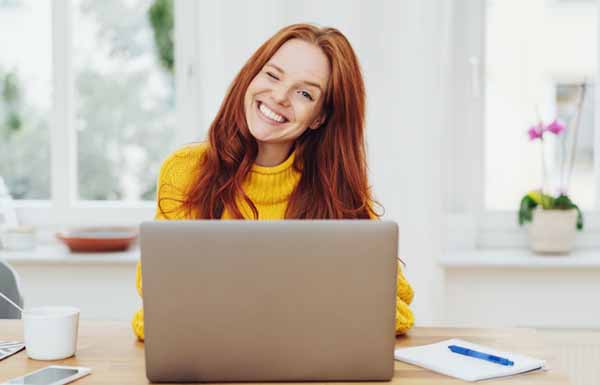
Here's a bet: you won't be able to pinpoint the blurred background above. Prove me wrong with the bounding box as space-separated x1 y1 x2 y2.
0 1 599 383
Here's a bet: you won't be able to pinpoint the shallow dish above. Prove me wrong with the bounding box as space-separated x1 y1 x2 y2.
56 227 138 252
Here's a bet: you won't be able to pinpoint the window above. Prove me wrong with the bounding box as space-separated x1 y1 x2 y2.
73 0 175 201
556 83 595 207
0 0 200 227
485 0 597 210
0 0 52 199
448 0 599 248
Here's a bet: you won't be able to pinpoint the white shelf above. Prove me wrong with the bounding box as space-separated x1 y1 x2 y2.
6 245 600 269
440 248 600 269
0 243 139 266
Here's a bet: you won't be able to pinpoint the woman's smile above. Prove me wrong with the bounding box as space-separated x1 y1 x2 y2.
256 101 289 126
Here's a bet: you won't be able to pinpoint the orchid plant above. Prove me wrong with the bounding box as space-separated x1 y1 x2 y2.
518 85 586 231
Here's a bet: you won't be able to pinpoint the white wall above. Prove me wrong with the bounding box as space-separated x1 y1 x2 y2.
192 0 448 325
378 0 447 325
9 260 140 321
445 267 600 329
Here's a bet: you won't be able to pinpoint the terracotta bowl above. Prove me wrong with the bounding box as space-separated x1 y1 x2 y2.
56 227 138 252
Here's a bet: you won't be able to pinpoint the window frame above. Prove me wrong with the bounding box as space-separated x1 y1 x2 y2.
13 0 201 228
446 0 600 250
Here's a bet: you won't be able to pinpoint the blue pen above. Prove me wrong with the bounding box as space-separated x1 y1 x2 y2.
448 345 514 366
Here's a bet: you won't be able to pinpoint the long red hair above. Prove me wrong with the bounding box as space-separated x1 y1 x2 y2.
162 23 380 219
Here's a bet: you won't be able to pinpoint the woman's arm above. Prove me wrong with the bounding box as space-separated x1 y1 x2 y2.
131 144 206 341
395 263 415 335
368 211 415 334
368 209 415 334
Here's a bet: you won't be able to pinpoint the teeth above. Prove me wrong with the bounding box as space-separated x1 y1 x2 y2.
259 103 285 123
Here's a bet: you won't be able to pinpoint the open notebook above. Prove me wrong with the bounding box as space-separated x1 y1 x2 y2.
394 338 546 382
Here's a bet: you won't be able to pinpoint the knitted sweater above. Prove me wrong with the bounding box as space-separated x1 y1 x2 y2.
132 143 415 340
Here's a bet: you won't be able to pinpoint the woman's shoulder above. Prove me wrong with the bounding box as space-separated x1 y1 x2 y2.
156 142 209 205
158 142 208 185
161 142 208 169
155 142 208 220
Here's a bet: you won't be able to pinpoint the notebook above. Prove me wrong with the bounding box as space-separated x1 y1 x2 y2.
394 338 546 382
0 341 25 361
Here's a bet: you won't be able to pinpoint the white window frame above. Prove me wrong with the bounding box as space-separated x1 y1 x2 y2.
14 0 201 228
446 0 600 250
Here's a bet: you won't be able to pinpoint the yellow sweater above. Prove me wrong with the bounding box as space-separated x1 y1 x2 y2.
132 143 414 340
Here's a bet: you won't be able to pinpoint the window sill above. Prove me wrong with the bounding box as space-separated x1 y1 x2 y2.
0 243 139 266
440 248 600 269
5 245 599 269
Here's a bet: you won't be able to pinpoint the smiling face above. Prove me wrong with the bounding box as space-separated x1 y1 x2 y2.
243 39 330 162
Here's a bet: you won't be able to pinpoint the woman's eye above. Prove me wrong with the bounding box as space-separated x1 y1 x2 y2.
266 72 278 80
298 90 313 101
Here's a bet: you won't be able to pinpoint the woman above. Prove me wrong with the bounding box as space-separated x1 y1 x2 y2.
132 23 414 340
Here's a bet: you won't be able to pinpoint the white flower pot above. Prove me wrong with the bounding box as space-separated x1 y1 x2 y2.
527 208 578 254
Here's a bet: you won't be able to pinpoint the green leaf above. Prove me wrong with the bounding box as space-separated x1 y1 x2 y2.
554 194 574 209
518 195 538 226
522 193 585 231
557 194 584 230
573 203 584 231
526 190 555 209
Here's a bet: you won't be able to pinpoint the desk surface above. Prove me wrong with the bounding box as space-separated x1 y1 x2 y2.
0 321 569 385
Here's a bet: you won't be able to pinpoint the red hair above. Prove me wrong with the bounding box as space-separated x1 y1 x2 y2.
162 23 380 219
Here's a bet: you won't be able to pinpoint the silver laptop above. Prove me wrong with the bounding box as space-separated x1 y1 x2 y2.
141 220 398 382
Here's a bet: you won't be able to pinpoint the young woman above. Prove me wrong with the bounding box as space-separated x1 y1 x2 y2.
132 23 414 340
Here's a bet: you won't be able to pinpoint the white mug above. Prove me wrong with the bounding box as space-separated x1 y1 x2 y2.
22 306 80 360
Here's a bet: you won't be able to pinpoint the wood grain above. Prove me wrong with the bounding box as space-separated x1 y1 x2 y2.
0 321 570 384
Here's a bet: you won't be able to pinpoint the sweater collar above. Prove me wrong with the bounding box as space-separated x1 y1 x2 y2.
243 151 301 205
250 150 296 175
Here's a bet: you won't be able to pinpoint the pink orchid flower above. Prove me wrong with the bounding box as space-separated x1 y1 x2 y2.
527 123 544 140
545 119 565 135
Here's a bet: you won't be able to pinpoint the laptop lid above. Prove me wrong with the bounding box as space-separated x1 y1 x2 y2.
141 220 398 382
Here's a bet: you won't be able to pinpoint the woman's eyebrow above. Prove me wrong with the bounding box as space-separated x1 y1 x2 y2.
265 63 323 93
266 63 285 73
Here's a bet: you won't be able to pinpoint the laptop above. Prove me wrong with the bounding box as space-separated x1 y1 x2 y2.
141 220 398 382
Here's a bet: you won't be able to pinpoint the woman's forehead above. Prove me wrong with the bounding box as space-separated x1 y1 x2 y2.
267 39 330 89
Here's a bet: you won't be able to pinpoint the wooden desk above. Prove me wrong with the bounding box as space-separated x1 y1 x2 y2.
0 321 569 384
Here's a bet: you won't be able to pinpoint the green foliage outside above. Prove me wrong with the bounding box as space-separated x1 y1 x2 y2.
75 0 175 201
148 0 174 74
0 69 50 199
2 73 21 133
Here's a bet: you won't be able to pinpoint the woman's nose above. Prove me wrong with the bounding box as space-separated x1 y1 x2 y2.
271 84 290 106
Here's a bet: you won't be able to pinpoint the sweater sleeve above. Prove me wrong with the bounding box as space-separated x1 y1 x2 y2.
131 144 205 341
132 214 163 340
368 210 415 335
132 205 168 341
153 144 202 220
395 263 415 335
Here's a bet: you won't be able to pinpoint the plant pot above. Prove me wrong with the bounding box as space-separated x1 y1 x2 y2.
527 208 578 254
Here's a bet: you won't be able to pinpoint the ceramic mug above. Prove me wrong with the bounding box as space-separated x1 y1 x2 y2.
22 306 80 360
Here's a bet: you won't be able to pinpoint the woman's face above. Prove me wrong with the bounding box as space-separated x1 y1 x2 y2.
244 39 330 147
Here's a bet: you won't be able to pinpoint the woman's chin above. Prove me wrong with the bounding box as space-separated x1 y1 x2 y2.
248 125 277 143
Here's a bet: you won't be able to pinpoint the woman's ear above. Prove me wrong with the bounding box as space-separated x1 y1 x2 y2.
309 115 326 130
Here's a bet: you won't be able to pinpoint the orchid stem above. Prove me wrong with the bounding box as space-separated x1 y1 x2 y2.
535 106 547 209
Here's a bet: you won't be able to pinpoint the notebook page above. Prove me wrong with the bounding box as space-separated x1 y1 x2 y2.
394 338 545 382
